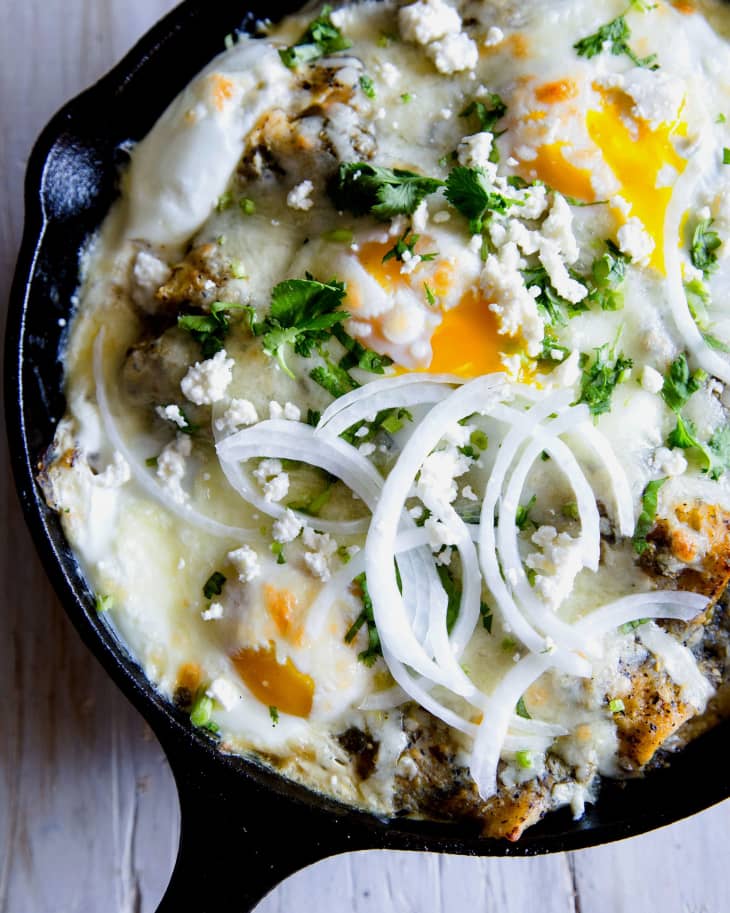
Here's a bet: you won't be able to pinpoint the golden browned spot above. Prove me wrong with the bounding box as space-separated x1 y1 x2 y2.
231 644 314 717
263 584 299 640
535 78 578 105
210 75 234 112
508 32 529 59
672 0 696 13
176 662 202 696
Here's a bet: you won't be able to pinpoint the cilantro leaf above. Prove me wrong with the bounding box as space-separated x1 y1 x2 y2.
330 162 443 220
515 696 531 719
539 336 572 363
436 565 462 635
444 166 519 232
459 94 507 133
661 353 706 413
203 571 226 599
522 266 587 325
515 494 537 531
178 301 246 358
589 239 630 310
690 218 721 278
332 324 392 373
480 601 493 634
344 572 382 665
359 74 375 99
382 227 437 264
310 354 358 398
573 13 658 69
576 343 633 416
340 406 413 445
279 5 352 68
707 426 730 480
685 278 711 328
259 277 348 377
633 478 667 554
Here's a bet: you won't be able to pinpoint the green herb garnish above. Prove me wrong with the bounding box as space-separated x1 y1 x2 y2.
515 494 537 531
480 601 493 634
576 343 633 416
359 74 376 99
278 5 352 68
690 218 721 278
95 594 113 614
515 696 531 719
190 692 219 734
344 572 382 666
609 698 625 714
633 478 666 555
444 166 519 233
661 353 706 413
573 7 658 70
178 301 247 358
515 749 533 769
330 162 444 220
459 94 507 133
382 227 437 264
436 565 462 634
203 571 227 599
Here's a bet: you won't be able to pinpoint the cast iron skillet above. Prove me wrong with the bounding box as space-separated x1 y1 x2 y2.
6 1 730 909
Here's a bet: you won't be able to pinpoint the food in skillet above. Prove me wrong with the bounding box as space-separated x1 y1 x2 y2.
42 0 730 839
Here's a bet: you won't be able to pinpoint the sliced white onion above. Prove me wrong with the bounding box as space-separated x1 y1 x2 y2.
638 621 714 710
317 381 459 439
93 331 255 540
478 391 577 656
574 590 709 638
571 421 635 536
365 375 506 691
469 652 578 800
217 420 384 535
663 145 730 382
317 373 464 429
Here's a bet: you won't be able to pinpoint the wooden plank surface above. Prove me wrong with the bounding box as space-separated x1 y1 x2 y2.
1 2 729 911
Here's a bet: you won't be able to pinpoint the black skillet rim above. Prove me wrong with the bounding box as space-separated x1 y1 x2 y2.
5 0 730 867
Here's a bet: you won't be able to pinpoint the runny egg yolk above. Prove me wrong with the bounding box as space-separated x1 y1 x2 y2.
585 88 685 273
522 142 596 204
346 239 506 378
231 644 314 718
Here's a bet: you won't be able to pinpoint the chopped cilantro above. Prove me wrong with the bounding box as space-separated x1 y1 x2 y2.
724 148 730 165
359 74 375 99
444 166 520 233
278 5 352 68
340 407 413 444
269 706 280 726
470 429 488 450
330 162 443 219
690 218 721 278
480 601 493 633
576 343 633 416
322 228 354 244
95 594 113 614
145 455 158 469
573 11 658 70
270 541 287 564
703 333 730 354
515 696 531 719
189 692 219 734
609 698 625 714
589 239 630 310
515 494 537 531
258 277 348 378
459 94 507 133
382 227 437 264
523 267 587 326
306 408 322 427
539 337 572 363
436 565 462 634
620 617 649 634
239 197 256 215
310 355 358 398
400 92 412 104
515 749 533 769
685 278 711 329
216 191 233 213
157 404 198 436
424 282 437 306
344 573 382 666
562 501 580 521
332 324 392 373
661 353 706 413
633 477 666 555
287 481 332 518
178 301 247 358
203 571 226 599
502 636 518 652
718 114 728 125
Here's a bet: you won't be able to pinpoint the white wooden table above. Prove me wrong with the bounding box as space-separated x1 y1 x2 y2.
2 3 730 911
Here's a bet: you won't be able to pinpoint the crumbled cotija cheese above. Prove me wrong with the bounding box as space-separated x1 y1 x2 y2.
181 349 234 405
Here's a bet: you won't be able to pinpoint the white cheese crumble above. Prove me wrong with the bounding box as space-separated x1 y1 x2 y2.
286 180 315 211
272 508 303 543
398 0 461 45
156 403 187 429
206 677 239 711
525 526 584 611
93 452 131 488
263 472 289 503
201 602 224 621
641 365 664 394
481 241 544 356
302 528 338 581
228 545 261 582
269 400 302 421
456 132 495 173
214 398 258 433
424 517 456 550
601 68 685 130
131 250 171 313
376 61 400 87
652 446 688 477
617 217 655 266
426 33 479 74
180 349 234 405
156 435 192 504
416 448 471 506
484 26 504 47
412 200 429 233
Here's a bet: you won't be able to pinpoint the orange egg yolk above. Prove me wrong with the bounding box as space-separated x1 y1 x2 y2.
428 289 506 378
231 644 314 718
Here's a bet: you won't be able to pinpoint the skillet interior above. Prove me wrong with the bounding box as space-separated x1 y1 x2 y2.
5 1 730 909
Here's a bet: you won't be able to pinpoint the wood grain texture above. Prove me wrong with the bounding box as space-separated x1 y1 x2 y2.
1 2 729 912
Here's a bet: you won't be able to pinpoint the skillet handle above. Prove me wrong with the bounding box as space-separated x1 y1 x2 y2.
155 736 356 913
